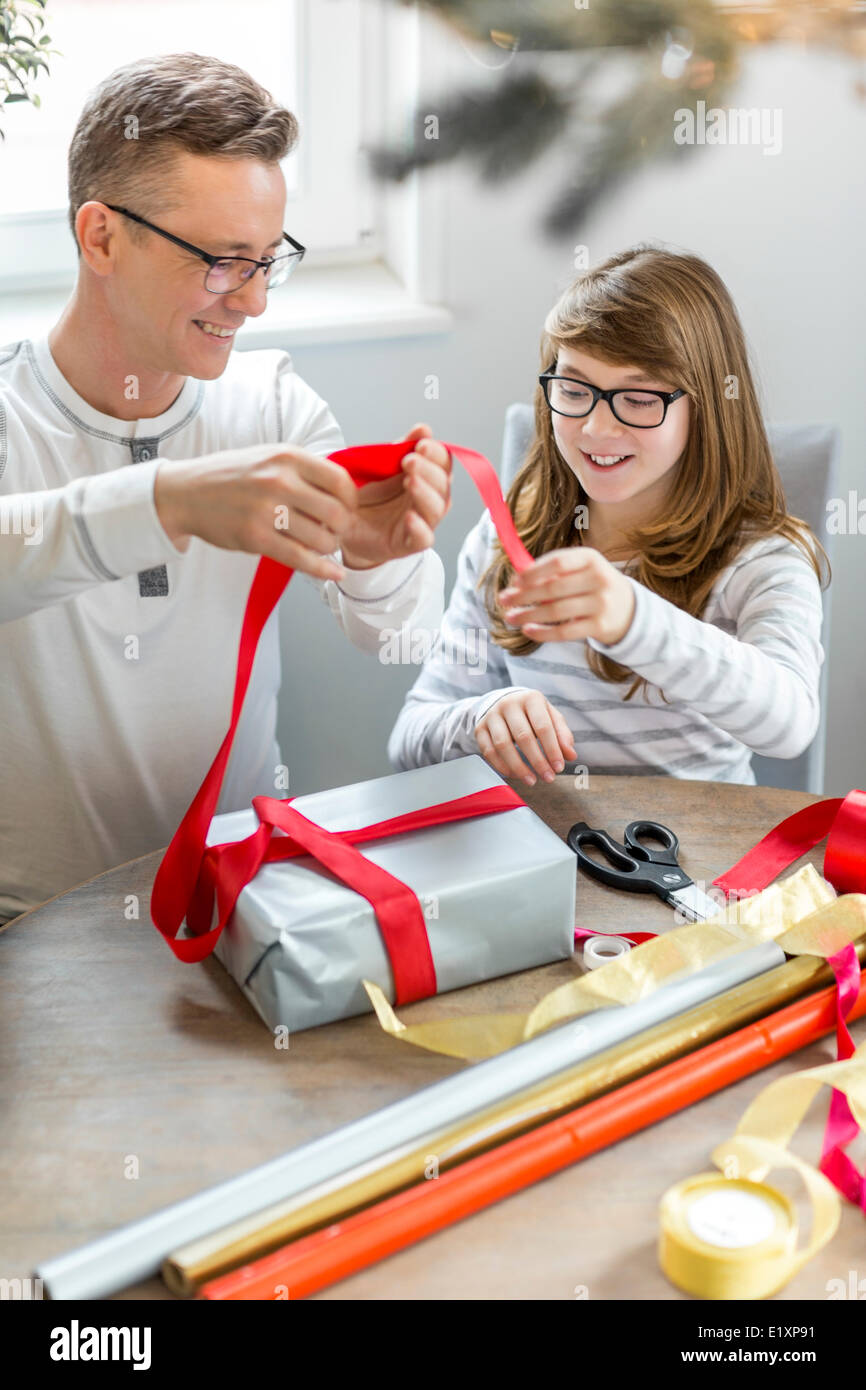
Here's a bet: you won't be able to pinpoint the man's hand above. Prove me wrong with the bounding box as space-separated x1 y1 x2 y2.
500 547 636 646
475 691 577 787
154 442 359 582
339 424 452 570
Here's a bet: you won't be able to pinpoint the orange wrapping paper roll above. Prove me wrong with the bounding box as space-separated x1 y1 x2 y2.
199 971 866 1300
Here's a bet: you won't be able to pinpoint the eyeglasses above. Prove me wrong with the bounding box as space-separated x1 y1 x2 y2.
102 204 305 293
539 368 685 428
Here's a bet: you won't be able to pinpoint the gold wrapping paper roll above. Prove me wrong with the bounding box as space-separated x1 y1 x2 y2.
163 936 866 1296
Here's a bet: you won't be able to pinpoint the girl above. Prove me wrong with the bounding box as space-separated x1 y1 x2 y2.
388 245 829 787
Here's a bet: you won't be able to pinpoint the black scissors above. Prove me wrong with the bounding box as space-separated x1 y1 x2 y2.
566 819 717 922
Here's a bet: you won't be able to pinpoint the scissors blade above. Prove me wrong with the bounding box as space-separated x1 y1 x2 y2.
665 881 720 922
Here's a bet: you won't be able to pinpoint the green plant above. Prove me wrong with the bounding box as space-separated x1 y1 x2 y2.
0 0 58 138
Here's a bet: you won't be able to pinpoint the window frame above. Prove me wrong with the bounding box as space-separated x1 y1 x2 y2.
0 0 388 295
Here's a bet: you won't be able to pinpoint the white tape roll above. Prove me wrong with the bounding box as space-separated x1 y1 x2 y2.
583 934 632 970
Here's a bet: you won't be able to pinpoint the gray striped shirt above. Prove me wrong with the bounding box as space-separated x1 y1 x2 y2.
387 512 824 783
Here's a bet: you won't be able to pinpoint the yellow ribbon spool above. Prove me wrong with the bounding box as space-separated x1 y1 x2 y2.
659 1172 798 1300
658 1044 866 1299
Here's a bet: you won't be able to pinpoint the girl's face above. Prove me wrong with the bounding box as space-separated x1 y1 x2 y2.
549 345 689 512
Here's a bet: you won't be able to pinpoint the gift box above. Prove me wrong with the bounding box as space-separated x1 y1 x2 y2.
205 755 576 1033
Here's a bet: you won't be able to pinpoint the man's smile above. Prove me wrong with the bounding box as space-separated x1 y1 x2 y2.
192 319 239 342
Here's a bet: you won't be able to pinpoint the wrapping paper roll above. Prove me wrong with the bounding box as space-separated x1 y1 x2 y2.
37 942 784 1300
196 966 866 1301
170 945 858 1294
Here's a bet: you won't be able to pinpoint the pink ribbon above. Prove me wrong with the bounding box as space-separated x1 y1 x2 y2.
820 944 866 1211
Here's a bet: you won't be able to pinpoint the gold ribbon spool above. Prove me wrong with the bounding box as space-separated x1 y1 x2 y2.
659 1172 798 1301
657 1043 866 1299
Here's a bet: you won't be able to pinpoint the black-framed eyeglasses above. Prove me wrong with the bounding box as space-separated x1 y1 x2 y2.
539 368 685 429
102 203 305 293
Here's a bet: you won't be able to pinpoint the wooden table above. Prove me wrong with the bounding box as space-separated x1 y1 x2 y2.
1 775 860 1302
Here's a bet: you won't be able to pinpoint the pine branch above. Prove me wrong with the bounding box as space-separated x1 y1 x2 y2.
367 70 574 184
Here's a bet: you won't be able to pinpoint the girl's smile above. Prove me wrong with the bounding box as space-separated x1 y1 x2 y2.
579 448 635 472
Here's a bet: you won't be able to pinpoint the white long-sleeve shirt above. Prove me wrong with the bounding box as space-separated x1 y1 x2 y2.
0 334 444 921
388 510 824 784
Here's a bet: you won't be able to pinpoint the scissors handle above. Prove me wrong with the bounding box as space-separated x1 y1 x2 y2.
623 820 681 868
566 821 676 895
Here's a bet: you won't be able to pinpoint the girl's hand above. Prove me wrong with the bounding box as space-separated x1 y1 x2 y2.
340 425 452 570
500 547 636 646
475 691 577 786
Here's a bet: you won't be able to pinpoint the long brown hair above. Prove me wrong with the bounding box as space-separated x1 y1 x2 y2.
481 245 830 700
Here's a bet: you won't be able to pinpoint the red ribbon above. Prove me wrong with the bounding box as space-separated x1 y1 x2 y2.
820 945 866 1212
150 440 533 1006
576 792 866 1207
711 789 866 898
574 927 657 947
712 792 866 1205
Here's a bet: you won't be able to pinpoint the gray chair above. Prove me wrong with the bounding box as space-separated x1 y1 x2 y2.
500 404 840 793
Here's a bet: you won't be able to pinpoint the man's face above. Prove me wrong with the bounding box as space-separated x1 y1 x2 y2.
108 151 287 380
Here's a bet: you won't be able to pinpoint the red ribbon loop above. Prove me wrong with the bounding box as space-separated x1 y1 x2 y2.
150 441 533 1003
711 789 866 898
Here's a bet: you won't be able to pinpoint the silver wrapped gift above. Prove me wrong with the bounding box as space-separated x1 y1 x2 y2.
206 755 576 1033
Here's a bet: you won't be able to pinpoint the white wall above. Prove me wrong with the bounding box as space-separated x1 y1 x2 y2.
277 37 866 799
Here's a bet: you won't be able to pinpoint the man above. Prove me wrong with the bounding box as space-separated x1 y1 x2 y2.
0 53 451 923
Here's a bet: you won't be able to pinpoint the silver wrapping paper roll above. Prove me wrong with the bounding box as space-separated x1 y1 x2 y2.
35 939 785 1299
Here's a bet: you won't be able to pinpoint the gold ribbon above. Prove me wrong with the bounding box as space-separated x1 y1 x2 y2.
364 865 866 1060
659 1040 866 1299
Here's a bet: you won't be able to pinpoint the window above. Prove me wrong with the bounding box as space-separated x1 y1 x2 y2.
0 0 381 293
